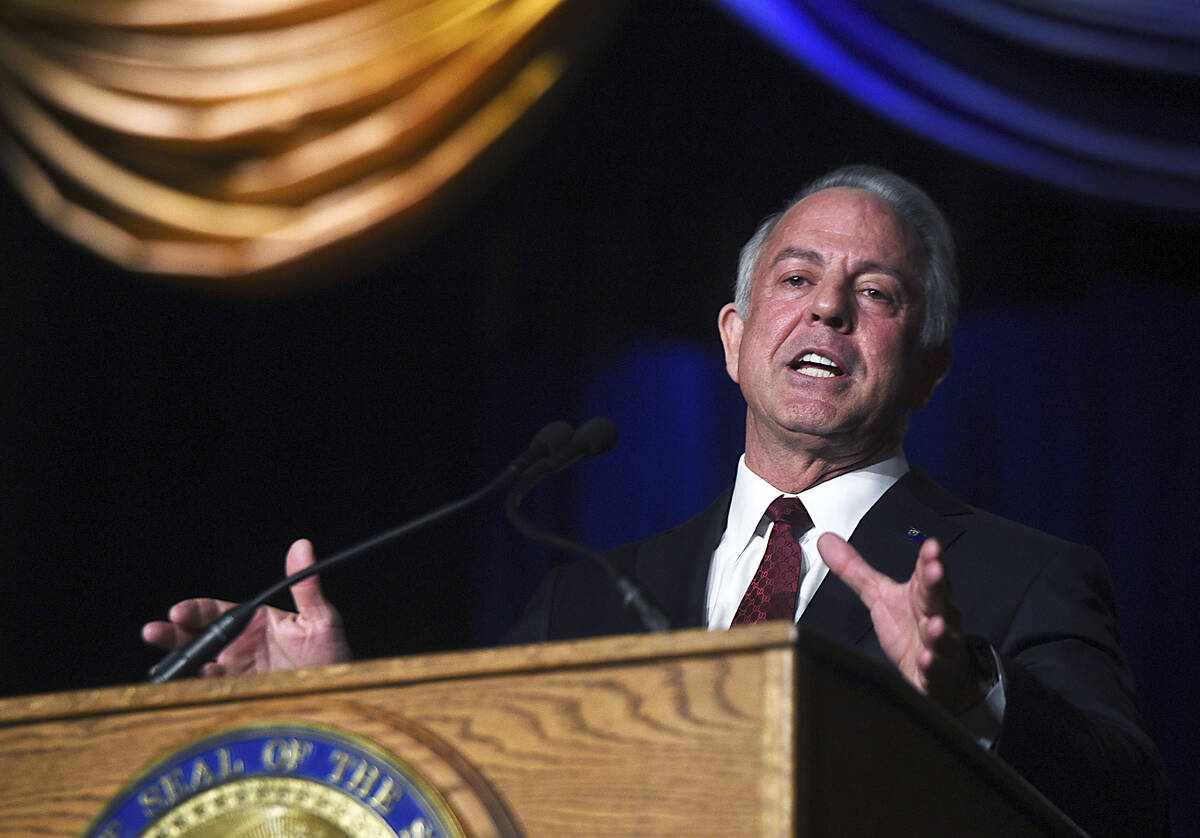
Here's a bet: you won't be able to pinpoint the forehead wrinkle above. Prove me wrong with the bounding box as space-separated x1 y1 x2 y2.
768 247 912 284
768 247 823 268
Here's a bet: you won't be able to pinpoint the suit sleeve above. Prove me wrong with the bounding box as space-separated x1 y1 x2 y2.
498 555 652 644
991 544 1169 837
499 566 558 645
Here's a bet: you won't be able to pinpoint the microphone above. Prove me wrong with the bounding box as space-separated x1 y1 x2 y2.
148 420 577 683
505 418 671 633
509 416 618 507
508 420 574 474
562 415 619 461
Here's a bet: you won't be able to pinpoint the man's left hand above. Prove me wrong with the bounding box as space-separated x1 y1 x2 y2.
818 533 983 714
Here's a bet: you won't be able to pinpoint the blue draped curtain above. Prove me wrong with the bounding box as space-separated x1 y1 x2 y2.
711 0 1200 210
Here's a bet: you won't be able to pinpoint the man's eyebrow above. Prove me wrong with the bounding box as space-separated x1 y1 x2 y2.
769 249 911 281
855 260 911 282
769 247 822 266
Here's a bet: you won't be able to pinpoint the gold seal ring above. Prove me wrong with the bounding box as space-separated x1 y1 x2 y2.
140 775 406 838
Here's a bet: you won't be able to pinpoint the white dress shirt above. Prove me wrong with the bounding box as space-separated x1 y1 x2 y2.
704 450 1005 747
706 451 908 629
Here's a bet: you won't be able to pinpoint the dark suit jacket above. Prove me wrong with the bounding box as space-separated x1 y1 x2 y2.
505 468 1169 837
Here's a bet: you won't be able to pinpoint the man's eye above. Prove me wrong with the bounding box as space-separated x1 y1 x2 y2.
861 287 891 302
784 275 808 287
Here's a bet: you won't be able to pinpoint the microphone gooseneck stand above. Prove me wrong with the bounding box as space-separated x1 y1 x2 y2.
505 418 671 633
148 420 576 683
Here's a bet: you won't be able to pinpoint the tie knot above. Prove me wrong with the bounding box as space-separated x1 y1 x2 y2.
765 496 811 530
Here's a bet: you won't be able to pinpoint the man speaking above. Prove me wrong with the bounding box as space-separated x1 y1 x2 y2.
144 165 1169 836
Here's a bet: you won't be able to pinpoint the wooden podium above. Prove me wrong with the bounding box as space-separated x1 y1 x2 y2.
0 625 1084 837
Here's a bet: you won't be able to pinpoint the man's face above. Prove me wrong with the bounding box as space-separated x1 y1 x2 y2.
719 188 948 460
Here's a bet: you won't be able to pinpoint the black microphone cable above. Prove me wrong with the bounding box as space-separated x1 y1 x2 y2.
505 417 671 633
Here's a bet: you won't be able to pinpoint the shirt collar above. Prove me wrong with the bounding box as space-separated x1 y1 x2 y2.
726 450 909 548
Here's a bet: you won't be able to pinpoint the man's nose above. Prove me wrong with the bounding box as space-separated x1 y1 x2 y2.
808 280 852 331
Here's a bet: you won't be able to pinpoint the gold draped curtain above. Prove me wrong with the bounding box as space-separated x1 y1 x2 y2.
0 0 613 283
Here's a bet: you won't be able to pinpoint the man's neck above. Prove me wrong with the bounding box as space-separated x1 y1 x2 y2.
743 423 901 494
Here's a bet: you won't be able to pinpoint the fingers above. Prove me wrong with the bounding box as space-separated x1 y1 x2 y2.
917 614 963 673
168 597 237 628
140 597 237 650
141 621 180 650
912 539 963 652
913 540 959 649
912 537 952 618
818 533 886 605
285 539 335 618
908 538 973 703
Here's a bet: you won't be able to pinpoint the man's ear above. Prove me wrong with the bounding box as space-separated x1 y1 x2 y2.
909 343 952 409
717 303 744 384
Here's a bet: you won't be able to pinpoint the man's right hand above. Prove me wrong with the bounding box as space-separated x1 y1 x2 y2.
141 539 352 677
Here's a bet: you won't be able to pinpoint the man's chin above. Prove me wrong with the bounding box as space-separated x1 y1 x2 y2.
760 409 904 454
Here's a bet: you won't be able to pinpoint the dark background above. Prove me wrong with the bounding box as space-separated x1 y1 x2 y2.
2 1 1197 831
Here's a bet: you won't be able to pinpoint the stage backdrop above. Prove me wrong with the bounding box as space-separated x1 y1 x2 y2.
1 1 1196 833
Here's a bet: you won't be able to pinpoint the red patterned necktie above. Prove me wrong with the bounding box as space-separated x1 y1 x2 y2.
732 496 813 624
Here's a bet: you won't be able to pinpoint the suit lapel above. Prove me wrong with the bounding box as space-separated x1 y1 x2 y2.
799 468 969 645
634 488 732 629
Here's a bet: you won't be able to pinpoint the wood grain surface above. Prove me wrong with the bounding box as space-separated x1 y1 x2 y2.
0 625 1084 837
0 625 796 838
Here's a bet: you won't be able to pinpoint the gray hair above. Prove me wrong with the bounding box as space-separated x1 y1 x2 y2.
733 165 959 350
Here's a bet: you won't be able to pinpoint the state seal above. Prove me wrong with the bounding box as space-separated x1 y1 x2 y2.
83 723 512 838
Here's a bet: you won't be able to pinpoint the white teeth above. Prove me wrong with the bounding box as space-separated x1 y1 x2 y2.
791 352 842 376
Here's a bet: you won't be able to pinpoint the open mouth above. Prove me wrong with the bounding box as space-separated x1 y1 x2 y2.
788 351 844 378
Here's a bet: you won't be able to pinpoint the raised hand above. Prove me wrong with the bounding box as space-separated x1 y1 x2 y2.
818 532 982 713
141 539 352 677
